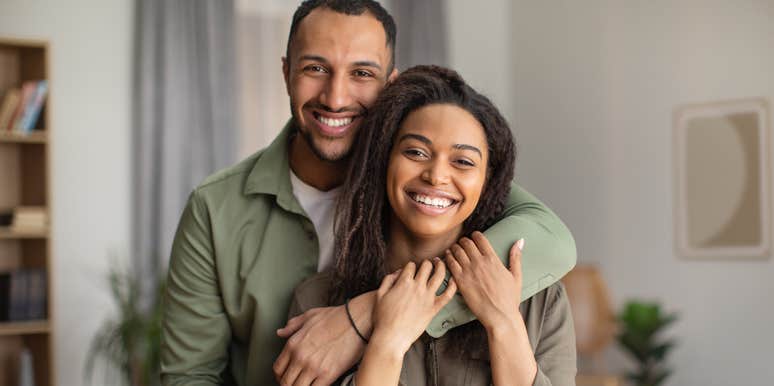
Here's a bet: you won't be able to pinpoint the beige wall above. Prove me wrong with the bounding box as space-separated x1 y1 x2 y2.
505 1 774 385
0 1 132 385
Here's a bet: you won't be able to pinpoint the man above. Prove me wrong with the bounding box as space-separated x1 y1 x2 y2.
161 1 576 385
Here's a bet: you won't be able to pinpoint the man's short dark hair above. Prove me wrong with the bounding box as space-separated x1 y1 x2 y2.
286 0 397 72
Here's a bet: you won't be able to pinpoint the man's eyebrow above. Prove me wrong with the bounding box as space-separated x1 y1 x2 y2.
297 55 382 71
298 54 329 63
353 60 382 70
453 144 483 159
398 133 431 145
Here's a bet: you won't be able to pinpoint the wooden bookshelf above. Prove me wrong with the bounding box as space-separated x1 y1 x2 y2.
0 130 47 144
0 37 53 386
0 227 49 239
0 320 50 336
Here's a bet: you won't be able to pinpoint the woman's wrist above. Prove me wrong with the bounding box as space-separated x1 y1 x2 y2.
369 327 413 358
482 310 522 337
348 291 376 338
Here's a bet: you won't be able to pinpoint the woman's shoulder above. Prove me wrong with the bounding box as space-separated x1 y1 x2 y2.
290 270 336 317
520 281 570 322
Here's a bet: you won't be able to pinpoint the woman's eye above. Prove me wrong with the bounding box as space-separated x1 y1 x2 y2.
404 149 427 159
455 158 475 167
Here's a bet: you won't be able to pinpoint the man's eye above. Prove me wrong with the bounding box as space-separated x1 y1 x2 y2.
354 69 374 78
305 65 327 73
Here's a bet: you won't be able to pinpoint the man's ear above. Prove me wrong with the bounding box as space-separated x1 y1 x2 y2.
282 57 290 93
387 67 399 83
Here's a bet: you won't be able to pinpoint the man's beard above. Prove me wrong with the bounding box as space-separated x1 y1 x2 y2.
299 127 352 162
290 99 360 162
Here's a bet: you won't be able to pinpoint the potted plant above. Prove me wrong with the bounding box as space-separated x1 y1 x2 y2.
84 267 165 386
616 300 677 386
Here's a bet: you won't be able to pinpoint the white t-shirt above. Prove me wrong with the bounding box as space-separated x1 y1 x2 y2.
289 171 343 272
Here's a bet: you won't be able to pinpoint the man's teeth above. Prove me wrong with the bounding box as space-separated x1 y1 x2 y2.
318 115 353 127
412 193 454 208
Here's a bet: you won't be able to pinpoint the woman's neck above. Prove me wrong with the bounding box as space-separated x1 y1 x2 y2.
386 218 462 272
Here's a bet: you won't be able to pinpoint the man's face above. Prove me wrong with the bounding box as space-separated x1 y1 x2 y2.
283 8 397 162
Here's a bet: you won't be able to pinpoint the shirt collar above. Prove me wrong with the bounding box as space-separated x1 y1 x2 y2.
244 119 306 216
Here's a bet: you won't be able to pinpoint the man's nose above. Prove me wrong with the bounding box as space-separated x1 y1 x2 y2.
421 160 451 186
320 73 353 111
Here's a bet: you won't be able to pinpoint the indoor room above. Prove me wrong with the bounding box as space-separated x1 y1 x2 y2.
0 1 772 385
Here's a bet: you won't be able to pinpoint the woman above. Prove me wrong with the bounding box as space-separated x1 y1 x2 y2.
289 66 576 385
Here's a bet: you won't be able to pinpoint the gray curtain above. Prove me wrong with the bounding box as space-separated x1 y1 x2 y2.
391 0 448 70
133 0 238 290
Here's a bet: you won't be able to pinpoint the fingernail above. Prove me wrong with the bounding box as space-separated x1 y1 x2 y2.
516 238 525 250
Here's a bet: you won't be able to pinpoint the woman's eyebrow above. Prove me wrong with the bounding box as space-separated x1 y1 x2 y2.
399 134 482 159
398 133 431 145
453 144 482 159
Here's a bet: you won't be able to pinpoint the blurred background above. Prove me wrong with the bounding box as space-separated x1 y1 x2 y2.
0 0 773 385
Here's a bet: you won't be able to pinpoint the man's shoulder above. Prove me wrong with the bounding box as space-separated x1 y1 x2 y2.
195 149 265 193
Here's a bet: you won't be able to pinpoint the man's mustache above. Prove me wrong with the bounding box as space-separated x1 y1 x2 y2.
305 102 365 115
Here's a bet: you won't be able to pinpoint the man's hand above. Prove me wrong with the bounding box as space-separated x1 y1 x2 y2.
273 293 374 386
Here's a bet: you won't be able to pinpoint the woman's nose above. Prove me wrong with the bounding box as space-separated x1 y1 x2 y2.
421 161 451 185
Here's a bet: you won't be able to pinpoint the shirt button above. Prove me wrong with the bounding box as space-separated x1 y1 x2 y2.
442 320 451 330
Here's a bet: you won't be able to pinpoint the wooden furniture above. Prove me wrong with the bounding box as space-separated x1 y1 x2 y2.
562 265 623 386
576 374 624 386
0 37 53 386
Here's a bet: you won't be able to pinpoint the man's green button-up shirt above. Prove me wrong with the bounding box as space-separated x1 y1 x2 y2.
161 124 577 386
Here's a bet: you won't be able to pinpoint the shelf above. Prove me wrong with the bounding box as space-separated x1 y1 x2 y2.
0 131 47 144
0 320 49 336
0 227 49 239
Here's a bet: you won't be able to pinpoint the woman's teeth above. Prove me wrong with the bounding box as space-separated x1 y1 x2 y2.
317 115 353 127
410 193 455 208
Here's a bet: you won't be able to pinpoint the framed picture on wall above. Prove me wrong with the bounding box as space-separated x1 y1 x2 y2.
673 98 771 259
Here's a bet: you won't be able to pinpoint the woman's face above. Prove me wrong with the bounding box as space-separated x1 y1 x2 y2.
386 103 489 239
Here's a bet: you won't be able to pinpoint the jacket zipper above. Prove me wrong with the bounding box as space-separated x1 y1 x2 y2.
427 338 439 386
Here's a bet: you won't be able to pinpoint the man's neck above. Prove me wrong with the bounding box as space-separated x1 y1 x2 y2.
288 133 347 191
386 216 462 272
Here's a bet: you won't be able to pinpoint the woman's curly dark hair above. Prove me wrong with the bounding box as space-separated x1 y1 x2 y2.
331 65 516 355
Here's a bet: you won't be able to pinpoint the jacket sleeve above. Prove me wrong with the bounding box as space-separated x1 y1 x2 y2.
161 190 229 386
532 283 578 386
427 182 577 337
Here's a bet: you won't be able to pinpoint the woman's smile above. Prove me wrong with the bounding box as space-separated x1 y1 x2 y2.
404 185 461 213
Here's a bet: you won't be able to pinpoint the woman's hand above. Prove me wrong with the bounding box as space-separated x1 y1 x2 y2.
446 231 524 330
370 258 457 356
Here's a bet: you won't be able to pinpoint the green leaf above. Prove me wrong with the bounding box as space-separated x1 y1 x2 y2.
84 262 166 386
617 300 678 386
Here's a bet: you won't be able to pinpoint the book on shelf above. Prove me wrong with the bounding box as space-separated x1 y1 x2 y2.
0 88 21 131
16 80 48 133
0 269 47 322
0 80 48 133
0 209 12 227
9 82 36 131
9 206 48 232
